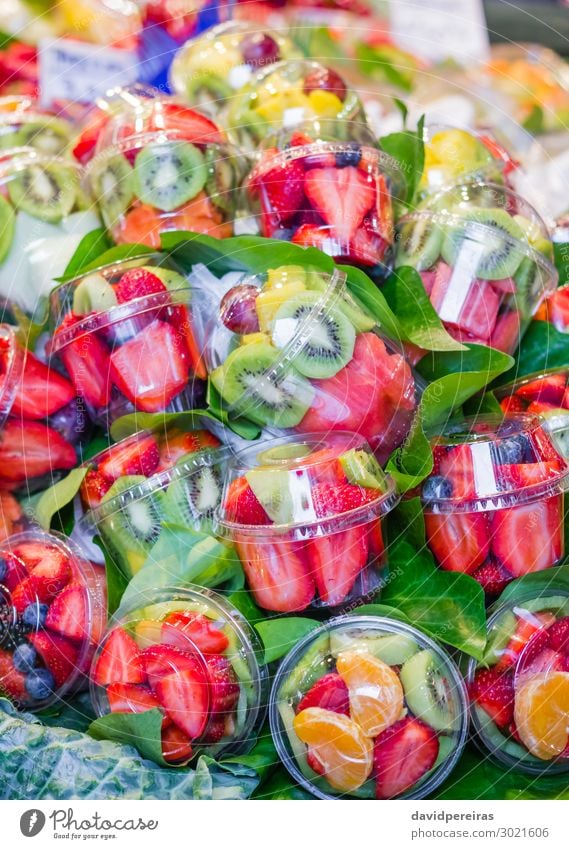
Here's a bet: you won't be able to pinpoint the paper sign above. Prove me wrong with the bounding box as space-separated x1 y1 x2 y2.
39 38 139 108
388 0 490 65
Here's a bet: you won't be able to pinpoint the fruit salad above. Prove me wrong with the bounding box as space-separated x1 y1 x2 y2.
209 265 418 461
86 100 244 246
79 427 223 579
215 433 399 613
396 182 557 354
0 99 73 156
467 590 569 773
0 529 106 710
421 414 569 596
0 149 100 313
170 21 301 115
270 615 468 799
246 126 402 276
91 587 267 765
0 324 88 491
227 59 367 150
48 254 207 428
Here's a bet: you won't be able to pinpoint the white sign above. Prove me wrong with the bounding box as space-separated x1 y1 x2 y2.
389 0 490 65
39 38 139 108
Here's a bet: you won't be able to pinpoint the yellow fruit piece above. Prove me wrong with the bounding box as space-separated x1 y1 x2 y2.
255 281 306 332
266 266 307 289
133 619 163 649
336 650 404 737
241 332 270 346
255 87 311 122
293 707 373 792
430 129 481 174
514 671 569 760
307 90 344 118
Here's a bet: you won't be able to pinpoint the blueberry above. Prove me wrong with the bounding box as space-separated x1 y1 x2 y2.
0 556 6 583
25 668 55 701
13 643 37 672
335 145 362 168
423 475 453 502
493 435 530 465
22 603 49 630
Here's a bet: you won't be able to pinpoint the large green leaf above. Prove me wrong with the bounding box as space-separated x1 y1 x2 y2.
61 228 113 279
500 320 569 382
496 564 569 606
89 709 169 767
110 407 260 442
35 468 88 530
378 115 425 205
255 617 320 664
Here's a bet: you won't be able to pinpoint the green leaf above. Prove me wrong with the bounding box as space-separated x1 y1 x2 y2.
222 729 278 785
378 115 425 205
523 104 544 134
206 383 262 440
253 767 314 800
89 709 170 766
34 468 88 530
255 617 320 664
37 692 96 734
61 228 113 279
109 408 260 441
349 603 411 623
339 262 402 342
496 564 569 607
355 43 414 92
99 538 129 618
500 320 569 382
57 242 155 282
226 590 265 625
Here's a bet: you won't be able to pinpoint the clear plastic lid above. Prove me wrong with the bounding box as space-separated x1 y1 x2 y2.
422 413 569 512
0 324 24 427
0 529 106 711
90 586 267 765
421 124 510 192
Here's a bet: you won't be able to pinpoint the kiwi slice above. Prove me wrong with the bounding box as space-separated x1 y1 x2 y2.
185 71 233 109
0 194 15 265
72 272 117 315
205 145 236 215
163 458 222 532
133 142 207 213
91 154 134 225
400 649 457 732
15 118 71 157
441 208 525 280
8 163 78 223
482 611 516 666
339 448 383 489
513 256 546 319
272 292 355 380
397 218 443 271
278 633 331 701
210 342 314 429
304 270 375 333
329 631 418 665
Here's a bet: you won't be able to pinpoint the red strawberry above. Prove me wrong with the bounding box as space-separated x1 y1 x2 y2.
491 495 563 577
150 102 224 144
546 617 569 653
0 647 26 701
472 559 512 595
235 536 315 613
223 477 271 525
31 549 72 595
10 542 46 568
296 673 349 715
201 715 226 744
471 667 514 729
81 469 113 509
156 429 219 471
304 166 375 241
288 131 314 147
205 653 240 714
93 627 145 686
0 551 27 591
515 373 566 405
306 748 325 775
27 632 79 688
45 583 90 642
499 461 562 489
162 612 229 655
308 526 369 606
11 351 75 420
518 647 564 678
347 225 387 266
154 665 210 739
161 723 193 764
499 395 526 414
168 303 208 381
97 433 160 481
0 420 76 485
107 682 161 713
497 611 556 669
434 443 476 499
114 268 168 304
425 511 490 574
141 644 206 691
374 717 439 799
11 578 45 614
59 325 112 409
259 160 305 224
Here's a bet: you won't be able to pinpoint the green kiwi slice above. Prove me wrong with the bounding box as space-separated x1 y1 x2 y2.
185 71 233 108
304 270 375 332
272 291 355 380
400 649 458 732
72 272 117 315
205 145 237 214
513 256 547 319
7 162 78 223
339 448 383 489
133 141 207 213
15 118 71 157
210 342 314 429
0 194 15 265
91 154 134 225
397 217 443 271
441 207 525 280
163 457 222 532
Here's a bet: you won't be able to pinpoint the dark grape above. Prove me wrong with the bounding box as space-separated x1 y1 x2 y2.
48 398 91 445
303 67 347 102
220 285 260 335
240 33 280 68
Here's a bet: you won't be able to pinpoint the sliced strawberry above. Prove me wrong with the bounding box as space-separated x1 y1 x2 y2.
304 166 375 241
496 611 556 669
308 526 369 606
491 495 563 577
0 647 26 701
11 352 75 419
470 667 514 729
235 536 315 613
98 434 160 481
157 429 219 471
107 682 161 713
374 717 439 799
161 723 193 764
45 583 90 642
31 549 72 594
10 542 48 568
109 319 188 413
154 665 210 739
498 460 562 489
472 559 511 595
93 628 145 686
0 420 76 485
258 160 305 224
425 511 490 573
168 305 208 381
204 653 239 714
27 632 79 688
223 477 271 525
296 673 349 715
517 647 564 678
515 373 566 405
489 309 520 353
201 715 226 744
59 327 112 409
81 469 113 509
546 617 569 653
11 577 46 613
499 395 525 414
152 102 224 144
546 287 569 332
141 644 206 692
162 612 229 655
434 444 476 499
114 268 168 304
0 551 27 591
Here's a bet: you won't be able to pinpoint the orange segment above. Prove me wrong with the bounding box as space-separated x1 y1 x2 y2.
336 650 404 737
293 707 373 792
514 672 569 760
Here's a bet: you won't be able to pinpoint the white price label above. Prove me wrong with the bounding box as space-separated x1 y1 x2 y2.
388 0 490 64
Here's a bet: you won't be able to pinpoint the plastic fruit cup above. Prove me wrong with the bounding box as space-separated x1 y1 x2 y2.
0 323 88 492
170 21 301 116
420 414 569 596
79 429 226 580
0 149 100 314
0 105 73 156
47 253 208 429
90 586 267 765
395 182 557 354
270 615 468 799
0 529 107 711
207 265 420 462
215 432 399 614
466 588 569 773
227 59 367 150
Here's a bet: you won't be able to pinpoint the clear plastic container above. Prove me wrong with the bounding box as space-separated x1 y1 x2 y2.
0 149 100 313
421 414 569 596
270 615 468 799
56 0 141 49
0 103 73 157
207 264 420 462
466 589 569 773
48 253 208 429
215 432 399 613
90 586 267 765
395 182 558 354
170 21 301 116
0 529 107 711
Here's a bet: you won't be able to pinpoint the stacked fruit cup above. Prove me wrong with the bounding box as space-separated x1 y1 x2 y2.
90 587 267 765
467 588 569 773
207 264 420 462
0 98 73 156
0 148 100 314
0 324 89 492
170 20 301 117
245 122 403 278
0 529 106 710
85 99 245 247
215 432 399 614
395 181 558 354
270 615 469 799
78 428 226 580
420 414 569 597
47 254 208 429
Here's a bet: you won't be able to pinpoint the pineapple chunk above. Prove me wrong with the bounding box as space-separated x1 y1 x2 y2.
255 280 306 332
